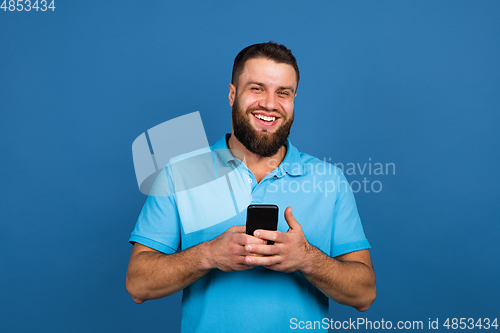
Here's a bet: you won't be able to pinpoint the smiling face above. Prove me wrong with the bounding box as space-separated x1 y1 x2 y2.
229 57 297 157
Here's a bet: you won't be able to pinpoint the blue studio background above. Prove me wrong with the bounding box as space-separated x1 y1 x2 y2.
1 1 499 332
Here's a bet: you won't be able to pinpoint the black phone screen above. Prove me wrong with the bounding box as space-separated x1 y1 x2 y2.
245 204 279 245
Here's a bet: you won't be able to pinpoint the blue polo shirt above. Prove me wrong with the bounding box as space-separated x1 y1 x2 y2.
129 134 370 332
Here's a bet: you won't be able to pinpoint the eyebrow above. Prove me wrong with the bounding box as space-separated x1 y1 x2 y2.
246 81 296 93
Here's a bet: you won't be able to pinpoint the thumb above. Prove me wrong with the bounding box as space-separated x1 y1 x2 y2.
284 206 301 231
229 225 246 233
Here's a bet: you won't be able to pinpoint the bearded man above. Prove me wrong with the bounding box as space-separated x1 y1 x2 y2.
126 42 376 333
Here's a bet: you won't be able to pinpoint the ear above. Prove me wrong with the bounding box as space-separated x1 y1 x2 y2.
228 83 236 107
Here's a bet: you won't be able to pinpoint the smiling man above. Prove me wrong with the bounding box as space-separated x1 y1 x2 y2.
230 56 295 161
126 42 376 332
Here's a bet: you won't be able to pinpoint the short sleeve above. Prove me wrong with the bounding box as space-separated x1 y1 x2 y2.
330 171 371 257
129 168 181 254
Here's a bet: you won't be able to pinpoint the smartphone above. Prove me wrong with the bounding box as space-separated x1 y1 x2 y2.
246 204 279 245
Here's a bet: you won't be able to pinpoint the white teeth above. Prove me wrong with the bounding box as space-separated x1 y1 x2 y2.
254 114 276 122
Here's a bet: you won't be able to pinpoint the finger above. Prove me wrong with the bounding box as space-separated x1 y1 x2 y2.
253 230 284 243
234 233 267 246
245 243 280 256
244 255 281 266
234 263 254 271
284 206 301 230
228 225 246 233
245 236 268 245
263 264 283 271
230 243 266 259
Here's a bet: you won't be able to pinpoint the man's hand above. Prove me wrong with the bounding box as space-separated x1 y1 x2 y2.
206 225 267 272
243 207 313 273
241 206 376 311
126 224 268 303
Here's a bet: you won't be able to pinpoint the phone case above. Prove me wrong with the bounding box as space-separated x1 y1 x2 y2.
246 204 279 245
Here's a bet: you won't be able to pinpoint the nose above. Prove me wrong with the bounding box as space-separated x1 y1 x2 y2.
260 92 278 111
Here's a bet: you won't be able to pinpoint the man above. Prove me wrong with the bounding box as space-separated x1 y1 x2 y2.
126 42 376 332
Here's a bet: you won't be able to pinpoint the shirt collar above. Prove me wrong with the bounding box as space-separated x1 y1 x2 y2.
213 134 304 177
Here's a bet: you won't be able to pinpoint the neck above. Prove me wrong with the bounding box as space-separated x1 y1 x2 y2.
227 132 287 182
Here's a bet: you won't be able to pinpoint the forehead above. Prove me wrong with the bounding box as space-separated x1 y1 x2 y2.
238 58 297 90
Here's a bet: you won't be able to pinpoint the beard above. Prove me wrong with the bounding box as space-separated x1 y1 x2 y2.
232 97 294 157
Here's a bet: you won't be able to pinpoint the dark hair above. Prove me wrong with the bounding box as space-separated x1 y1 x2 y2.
231 41 300 89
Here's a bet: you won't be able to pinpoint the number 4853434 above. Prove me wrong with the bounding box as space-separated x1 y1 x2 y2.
1 0 56 11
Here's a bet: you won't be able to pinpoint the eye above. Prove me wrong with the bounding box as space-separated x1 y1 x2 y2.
278 91 290 96
251 87 262 92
